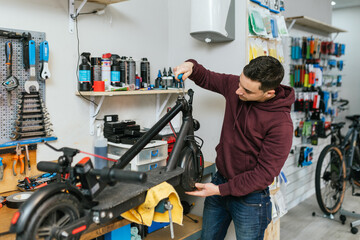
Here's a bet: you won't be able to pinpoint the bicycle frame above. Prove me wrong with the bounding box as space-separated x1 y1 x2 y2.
10 89 204 239
338 122 360 179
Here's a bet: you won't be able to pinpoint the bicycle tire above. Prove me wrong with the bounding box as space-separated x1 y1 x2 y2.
351 146 360 187
16 193 83 240
315 145 346 215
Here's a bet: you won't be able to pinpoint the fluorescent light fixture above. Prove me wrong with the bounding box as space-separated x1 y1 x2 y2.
331 1 336 6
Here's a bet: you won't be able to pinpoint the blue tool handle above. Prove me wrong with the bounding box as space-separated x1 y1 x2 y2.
5 41 12 65
40 41 49 62
29 40 36 66
178 73 183 81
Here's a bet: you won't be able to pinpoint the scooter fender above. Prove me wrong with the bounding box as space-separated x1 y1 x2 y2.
10 182 84 234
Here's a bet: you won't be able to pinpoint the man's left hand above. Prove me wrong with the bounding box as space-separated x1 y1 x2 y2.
185 183 221 197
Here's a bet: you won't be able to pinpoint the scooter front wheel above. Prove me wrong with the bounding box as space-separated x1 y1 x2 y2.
17 193 83 240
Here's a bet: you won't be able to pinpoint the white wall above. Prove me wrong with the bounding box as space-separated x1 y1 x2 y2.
0 0 171 160
332 6 360 114
284 0 333 24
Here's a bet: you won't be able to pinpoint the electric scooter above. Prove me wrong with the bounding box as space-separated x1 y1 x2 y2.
10 89 204 240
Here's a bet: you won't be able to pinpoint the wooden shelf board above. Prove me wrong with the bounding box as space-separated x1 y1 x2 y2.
86 0 128 4
145 214 202 240
286 16 346 33
76 89 186 97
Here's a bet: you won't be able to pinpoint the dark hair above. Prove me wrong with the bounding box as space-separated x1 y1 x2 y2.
243 56 284 92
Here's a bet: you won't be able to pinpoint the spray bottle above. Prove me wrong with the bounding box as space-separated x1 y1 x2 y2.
78 52 91 91
94 124 108 169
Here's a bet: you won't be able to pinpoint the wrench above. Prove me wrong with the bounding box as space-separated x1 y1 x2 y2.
40 41 51 80
24 40 39 93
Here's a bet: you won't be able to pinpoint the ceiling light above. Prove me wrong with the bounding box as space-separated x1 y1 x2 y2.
331 1 336 6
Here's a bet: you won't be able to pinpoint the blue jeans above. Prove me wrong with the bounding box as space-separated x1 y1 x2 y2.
201 172 272 240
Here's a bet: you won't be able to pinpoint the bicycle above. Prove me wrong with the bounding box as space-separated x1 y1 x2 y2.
315 113 360 233
9 89 204 240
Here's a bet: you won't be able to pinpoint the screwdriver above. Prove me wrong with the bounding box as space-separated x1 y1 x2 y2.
178 73 185 97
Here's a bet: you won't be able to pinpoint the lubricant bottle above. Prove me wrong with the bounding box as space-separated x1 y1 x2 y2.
120 56 127 86
162 68 168 88
78 52 91 91
110 55 121 87
94 124 108 169
155 70 162 88
140 58 150 88
127 57 136 90
102 53 112 91
91 57 102 85
167 67 174 88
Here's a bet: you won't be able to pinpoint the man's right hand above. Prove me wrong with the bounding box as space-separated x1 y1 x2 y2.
174 62 194 81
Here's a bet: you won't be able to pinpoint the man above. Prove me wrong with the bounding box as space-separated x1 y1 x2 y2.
174 56 294 240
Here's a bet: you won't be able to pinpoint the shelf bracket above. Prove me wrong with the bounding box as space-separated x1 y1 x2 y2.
69 0 88 33
287 19 296 32
331 32 340 41
156 94 171 122
89 95 105 135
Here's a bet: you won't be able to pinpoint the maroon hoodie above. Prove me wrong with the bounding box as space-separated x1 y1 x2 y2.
187 59 295 197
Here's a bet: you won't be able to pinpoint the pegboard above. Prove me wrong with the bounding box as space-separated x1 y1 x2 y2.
0 27 46 145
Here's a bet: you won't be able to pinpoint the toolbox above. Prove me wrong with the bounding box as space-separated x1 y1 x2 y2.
108 140 168 165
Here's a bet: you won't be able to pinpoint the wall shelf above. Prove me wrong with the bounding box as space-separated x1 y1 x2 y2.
285 16 346 34
76 89 187 135
76 89 186 97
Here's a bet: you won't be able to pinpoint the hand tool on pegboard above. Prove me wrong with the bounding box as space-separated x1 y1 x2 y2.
12 144 25 176
39 41 51 80
0 30 32 70
2 41 19 106
11 92 53 140
24 40 39 93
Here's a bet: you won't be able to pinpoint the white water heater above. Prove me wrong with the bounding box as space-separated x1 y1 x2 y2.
190 0 235 43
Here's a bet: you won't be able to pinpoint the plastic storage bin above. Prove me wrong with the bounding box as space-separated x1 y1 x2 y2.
108 140 168 165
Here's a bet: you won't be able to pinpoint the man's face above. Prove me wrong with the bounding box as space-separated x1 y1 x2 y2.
235 73 274 102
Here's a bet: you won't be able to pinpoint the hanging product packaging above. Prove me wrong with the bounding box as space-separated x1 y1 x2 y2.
248 7 267 36
276 16 289 37
276 40 285 63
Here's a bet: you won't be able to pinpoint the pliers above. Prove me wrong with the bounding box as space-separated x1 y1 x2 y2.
13 144 25 176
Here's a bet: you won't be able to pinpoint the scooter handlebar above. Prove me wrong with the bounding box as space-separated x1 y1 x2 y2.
37 161 60 173
91 168 147 183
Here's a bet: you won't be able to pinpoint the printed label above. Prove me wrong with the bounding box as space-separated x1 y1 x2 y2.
111 71 121 82
79 70 91 82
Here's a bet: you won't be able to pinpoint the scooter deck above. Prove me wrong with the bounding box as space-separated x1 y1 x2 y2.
92 166 184 213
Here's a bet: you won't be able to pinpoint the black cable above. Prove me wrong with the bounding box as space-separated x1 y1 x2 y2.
0 231 11 237
74 16 101 118
134 209 145 238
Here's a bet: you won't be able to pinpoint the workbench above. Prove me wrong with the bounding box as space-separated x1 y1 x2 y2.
0 162 215 239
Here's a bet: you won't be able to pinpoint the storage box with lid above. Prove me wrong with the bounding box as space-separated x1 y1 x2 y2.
107 140 168 171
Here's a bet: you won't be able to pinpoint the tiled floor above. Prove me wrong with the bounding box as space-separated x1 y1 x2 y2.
281 188 360 240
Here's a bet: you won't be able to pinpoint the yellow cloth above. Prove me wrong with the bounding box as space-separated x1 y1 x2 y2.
121 182 183 226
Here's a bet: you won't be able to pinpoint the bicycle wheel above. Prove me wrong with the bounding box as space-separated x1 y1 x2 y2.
17 193 83 240
315 145 346 215
348 145 360 186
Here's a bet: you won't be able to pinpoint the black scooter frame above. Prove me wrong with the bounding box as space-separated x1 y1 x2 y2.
10 89 204 239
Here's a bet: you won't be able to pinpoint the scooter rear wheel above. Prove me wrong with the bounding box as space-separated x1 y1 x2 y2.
179 147 204 191
17 193 83 240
